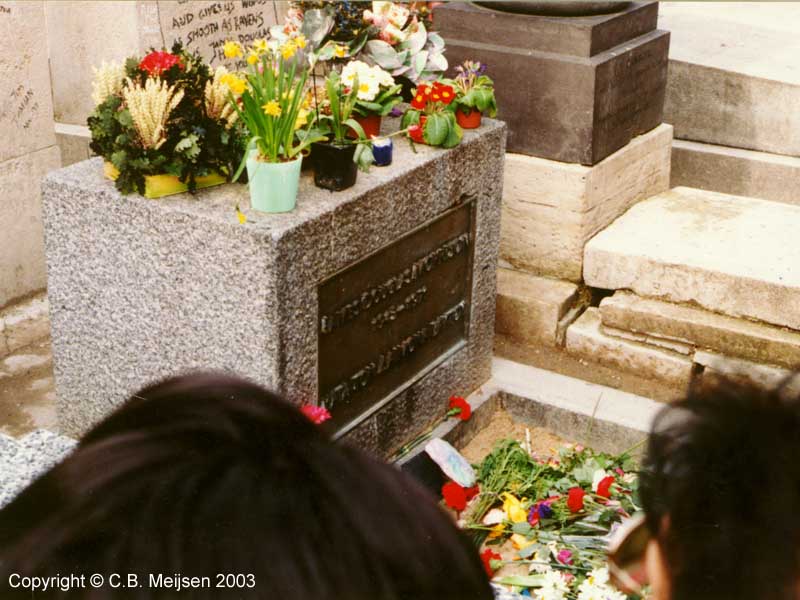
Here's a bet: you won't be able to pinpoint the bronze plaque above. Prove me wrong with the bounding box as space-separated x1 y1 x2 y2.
318 200 475 431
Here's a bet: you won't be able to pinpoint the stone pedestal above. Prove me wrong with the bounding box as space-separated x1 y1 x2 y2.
435 1 669 165
41 120 506 456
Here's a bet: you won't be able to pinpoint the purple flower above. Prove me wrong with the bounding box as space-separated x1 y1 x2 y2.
389 106 404 118
538 502 553 519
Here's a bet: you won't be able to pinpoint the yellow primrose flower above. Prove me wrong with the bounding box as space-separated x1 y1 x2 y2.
281 41 297 60
252 38 268 54
223 40 243 59
294 108 309 130
334 44 347 58
247 52 259 66
262 100 282 117
501 493 528 523
510 533 535 551
294 34 307 49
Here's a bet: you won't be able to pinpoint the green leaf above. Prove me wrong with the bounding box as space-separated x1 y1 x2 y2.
494 575 546 588
401 109 420 130
364 40 401 69
442 119 463 148
354 143 374 172
512 522 534 536
424 112 449 146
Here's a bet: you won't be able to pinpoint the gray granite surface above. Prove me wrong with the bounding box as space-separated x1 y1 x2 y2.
42 119 506 455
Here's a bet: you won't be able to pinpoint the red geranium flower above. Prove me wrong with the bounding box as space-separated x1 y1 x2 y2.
596 475 615 499
441 481 479 512
567 487 585 512
480 548 502 578
448 395 471 421
300 404 331 425
139 51 184 76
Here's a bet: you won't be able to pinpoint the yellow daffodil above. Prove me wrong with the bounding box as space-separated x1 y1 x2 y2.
220 73 246 96
262 100 282 117
294 108 309 130
252 38 268 54
223 40 243 59
294 34 307 49
281 41 297 60
510 533 535 551
501 493 528 523
247 52 258 65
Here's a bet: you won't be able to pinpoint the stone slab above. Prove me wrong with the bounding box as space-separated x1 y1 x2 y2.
42 120 506 453
695 350 800 395
601 291 800 370
584 187 800 330
671 139 800 207
0 1 57 163
566 308 694 387
601 324 694 355
436 3 669 163
495 268 582 347
0 146 62 307
500 124 672 281
0 293 50 358
55 123 92 168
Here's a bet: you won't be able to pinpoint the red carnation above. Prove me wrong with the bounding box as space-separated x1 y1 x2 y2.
596 475 615 499
448 395 471 421
300 404 331 425
480 548 502 578
442 481 479 512
567 487 585 513
139 51 184 76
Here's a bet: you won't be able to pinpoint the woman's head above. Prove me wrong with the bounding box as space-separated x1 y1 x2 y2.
640 375 800 600
0 373 492 600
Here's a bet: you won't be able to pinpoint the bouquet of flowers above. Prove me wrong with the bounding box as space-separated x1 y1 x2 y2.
401 80 462 148
87 42 247 196
444 440 644 599
449 60 497 129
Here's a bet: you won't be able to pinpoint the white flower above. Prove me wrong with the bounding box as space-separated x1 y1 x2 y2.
592 469 610 493
529 549 551 574
482 508 506 526
356 78 380 101
534 571 569 600
576 568 626 600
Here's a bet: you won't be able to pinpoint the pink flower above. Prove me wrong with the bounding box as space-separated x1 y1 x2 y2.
557 549 573 565
300 404 331 425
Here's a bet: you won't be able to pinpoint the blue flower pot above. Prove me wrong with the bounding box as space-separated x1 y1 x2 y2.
246 153 303 213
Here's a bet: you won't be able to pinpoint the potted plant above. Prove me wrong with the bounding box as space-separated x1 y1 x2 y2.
450 60 497 129
400 80 463 148
310 70 373 191
341 60 402 138
87 43 247 197
225 36 325 213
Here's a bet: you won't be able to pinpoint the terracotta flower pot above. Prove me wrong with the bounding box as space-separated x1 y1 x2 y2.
311 142 357 191
349 114 382 139
455 108 482 129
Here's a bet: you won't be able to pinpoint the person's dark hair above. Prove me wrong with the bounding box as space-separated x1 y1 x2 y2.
640 375 800 600
0 373 492 599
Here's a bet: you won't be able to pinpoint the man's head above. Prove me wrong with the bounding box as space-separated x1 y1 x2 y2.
0 373 492 600
640 376 800 600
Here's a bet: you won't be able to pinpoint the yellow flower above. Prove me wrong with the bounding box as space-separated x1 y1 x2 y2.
334 44 346 58
263 100 282 117
294 34 307 49
220 73 246 96
487 523 506 539
252 38 268 54
510 533 535 551
501 492 528 523
294 108 309 130
236 207 247 224
223 40 243 59
281 40 297 60
247 52 258 66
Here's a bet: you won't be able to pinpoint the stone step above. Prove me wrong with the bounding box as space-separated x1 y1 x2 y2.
659 2 800 157
671 139 800 207
600 291 800 370
0 429 76 508
584 187 800 330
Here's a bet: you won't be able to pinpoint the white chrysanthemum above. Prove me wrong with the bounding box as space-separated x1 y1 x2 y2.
204 66 239 128
533 571 569 600
122 77 184 150
91 60 126 105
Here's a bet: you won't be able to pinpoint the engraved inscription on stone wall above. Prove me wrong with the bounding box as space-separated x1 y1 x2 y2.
318 201 475 430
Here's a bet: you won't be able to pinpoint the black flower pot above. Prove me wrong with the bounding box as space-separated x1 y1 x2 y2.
311 142 357 192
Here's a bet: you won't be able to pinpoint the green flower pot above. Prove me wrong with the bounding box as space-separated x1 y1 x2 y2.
246 153 303 213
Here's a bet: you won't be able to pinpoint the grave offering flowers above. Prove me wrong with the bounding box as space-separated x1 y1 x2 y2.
224 35 326 213
401 80 462 148
341 60 403 138
88 43 247 197
451 440 644 599
449 60 497 129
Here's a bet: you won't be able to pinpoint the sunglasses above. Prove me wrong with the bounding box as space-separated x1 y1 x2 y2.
607 513 652 594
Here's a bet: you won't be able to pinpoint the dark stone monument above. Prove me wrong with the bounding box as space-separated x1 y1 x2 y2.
435 1 670 165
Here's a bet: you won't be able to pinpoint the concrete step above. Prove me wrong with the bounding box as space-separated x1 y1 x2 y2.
659 2 800 157
0 429 76 508
584 187 800 330
671 139 800 207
